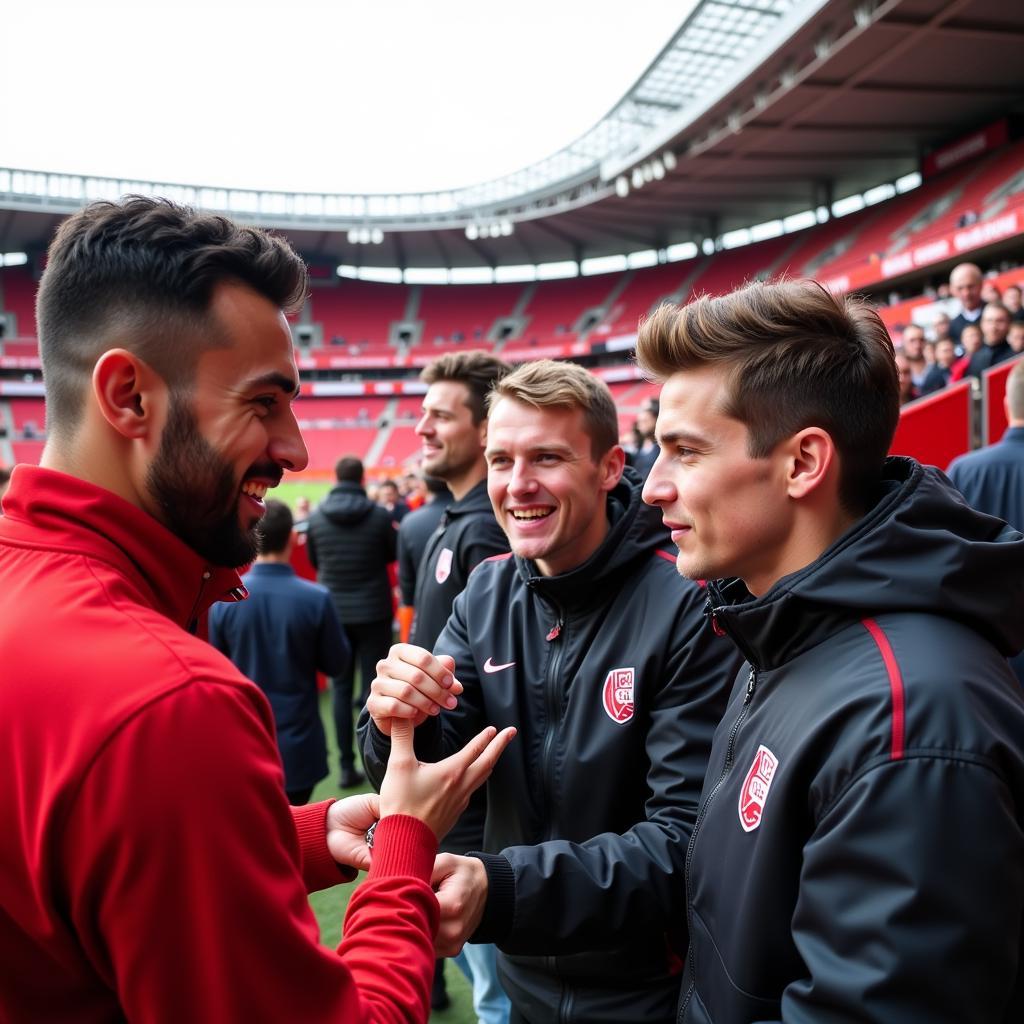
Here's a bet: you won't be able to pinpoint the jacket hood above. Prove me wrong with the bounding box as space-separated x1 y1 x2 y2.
516 464 669 605
708 457 1024 669
318 481 377 525
444 478 492 519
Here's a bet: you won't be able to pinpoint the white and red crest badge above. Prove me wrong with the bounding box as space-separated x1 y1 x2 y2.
435 547 454 584
602 667 635 724
738 745 779 832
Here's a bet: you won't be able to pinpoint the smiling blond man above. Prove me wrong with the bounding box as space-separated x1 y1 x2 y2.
362 359 739 1023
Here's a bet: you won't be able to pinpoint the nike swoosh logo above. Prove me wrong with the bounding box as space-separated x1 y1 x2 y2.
483 657 516 674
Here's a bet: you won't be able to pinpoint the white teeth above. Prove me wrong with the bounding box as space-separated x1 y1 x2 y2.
511 509 551 520
241 482 268 499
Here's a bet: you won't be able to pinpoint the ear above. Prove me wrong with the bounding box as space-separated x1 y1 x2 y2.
599 444 627 492
477 417 488 448
92 349 165 440
784 427 836 501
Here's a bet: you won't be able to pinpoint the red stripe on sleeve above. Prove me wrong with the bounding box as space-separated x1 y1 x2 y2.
862 618 906 760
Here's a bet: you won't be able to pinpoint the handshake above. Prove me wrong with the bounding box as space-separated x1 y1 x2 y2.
325 646 515 954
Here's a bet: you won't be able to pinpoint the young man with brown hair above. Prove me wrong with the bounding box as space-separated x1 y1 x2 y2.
362 359 739 1023
639 279 1024 1023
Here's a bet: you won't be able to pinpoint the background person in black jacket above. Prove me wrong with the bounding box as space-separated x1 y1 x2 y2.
403 350 512 1021
307 455 396 788
639 280 1024 1024
363 360 739 1023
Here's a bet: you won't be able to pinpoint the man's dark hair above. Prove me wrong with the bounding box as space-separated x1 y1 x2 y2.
256 499 293 555
335 455 364 483
636 279 899 514
36 196 308 440
420 350 512 424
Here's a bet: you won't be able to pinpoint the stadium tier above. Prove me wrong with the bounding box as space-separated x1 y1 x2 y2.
309 278 407 348
416 282 523 348
3 135 1023 478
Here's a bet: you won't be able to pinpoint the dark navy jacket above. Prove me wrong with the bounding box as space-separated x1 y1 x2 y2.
680 458 1024 1023
948 425 1024 532
208 563 349 791
363 467 740 1023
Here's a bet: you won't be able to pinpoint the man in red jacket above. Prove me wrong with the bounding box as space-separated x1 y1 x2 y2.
0 196 514 1024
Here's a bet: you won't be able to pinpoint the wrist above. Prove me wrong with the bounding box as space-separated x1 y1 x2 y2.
466 851 514 943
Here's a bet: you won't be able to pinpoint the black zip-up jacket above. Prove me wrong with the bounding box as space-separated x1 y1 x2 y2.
306 482 396 624
409 478 509 651
681 457 1024 1024
363 467 740 1022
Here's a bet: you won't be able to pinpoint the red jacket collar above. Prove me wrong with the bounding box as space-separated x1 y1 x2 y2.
1 465 246 629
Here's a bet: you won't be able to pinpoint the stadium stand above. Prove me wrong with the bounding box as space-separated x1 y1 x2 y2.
597 262 698 340
308 278 408 349
0 267 37 340
516 275 621 347
415 282 523 349
3 134 1024 479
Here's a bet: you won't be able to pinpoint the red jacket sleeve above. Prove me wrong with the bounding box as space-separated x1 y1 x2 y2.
61 679 438 1023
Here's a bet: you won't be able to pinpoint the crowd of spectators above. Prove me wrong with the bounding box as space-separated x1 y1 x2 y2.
894 261 1024 404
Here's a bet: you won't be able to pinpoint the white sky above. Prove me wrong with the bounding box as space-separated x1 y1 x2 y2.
2 1 694 194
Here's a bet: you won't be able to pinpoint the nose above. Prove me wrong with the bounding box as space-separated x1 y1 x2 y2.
641 453 672 506
271 408 309 473
415 412 431 437
507 458 536 497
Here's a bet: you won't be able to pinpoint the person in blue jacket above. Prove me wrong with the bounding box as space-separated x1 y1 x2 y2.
210 499 350 804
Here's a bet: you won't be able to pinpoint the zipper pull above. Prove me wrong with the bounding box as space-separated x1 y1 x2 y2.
744 666 757 705
546 620 562 642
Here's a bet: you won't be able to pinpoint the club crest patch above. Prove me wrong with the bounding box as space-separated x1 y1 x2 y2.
602 667 635 724
739 745 778 832
435 547 454 584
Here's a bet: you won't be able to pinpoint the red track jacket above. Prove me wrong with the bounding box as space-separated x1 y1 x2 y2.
0 466 437 1023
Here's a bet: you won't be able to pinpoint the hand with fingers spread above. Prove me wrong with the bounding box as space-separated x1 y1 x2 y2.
324 793 380 873
379 717 517 842
431 853 490 957
367 643 464 737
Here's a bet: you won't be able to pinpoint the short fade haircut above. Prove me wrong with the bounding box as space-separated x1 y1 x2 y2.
420 350 512 424
486 359 619 460
1007 360 1024 421
256 499 293 555
636 279 898 514
36 196 307 440
335 455 364 483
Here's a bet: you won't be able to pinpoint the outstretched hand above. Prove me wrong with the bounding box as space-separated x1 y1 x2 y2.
379 716 516 841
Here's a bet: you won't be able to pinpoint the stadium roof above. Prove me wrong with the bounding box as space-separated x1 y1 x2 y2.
2 0 1023 271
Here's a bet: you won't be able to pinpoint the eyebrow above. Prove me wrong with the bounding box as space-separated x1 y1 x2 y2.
485 441 576 458
657 429 712 449
244 372 300 399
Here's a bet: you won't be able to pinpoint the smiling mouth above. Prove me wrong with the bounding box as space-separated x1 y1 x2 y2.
241 481 269 501
510 508 552 521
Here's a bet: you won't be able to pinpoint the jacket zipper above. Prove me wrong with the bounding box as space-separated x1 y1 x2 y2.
185 570 214 634
540 599 566 841
678 665 758 1021
538 596 566 985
